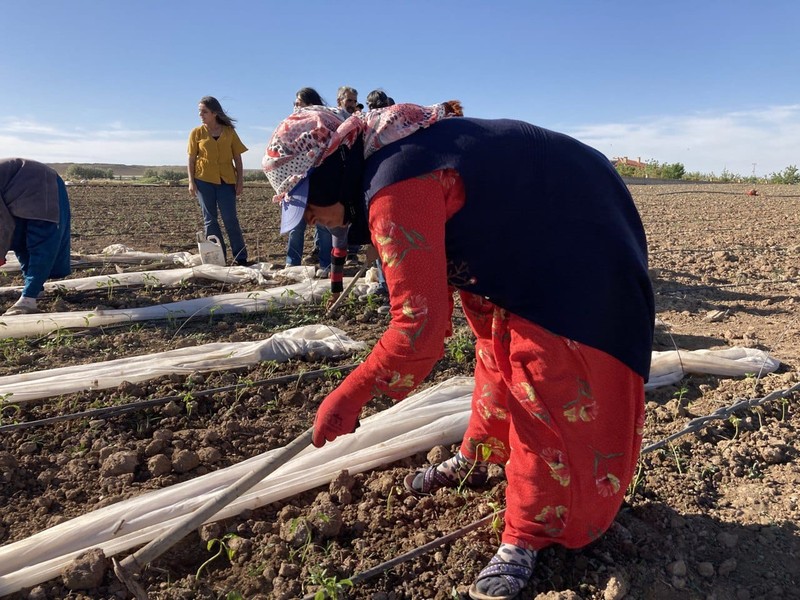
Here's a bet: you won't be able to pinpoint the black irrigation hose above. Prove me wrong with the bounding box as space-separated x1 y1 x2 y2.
655 190 800 198
0 364 359 434
655 276 799 295
300 510 504 600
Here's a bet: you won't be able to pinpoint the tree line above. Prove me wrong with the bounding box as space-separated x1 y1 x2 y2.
614 160 800 184
62 161 800 185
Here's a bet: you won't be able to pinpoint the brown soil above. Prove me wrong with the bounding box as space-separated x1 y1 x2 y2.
1 182 798 600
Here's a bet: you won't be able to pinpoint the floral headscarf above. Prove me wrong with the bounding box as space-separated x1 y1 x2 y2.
262 101 462 203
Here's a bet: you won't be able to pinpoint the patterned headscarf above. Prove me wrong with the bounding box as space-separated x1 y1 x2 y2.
262 101 462 203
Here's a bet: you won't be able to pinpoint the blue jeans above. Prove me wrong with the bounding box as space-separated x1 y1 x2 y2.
195 179 247 263
286 221 332 268
11 176 72 298
375 258 388 293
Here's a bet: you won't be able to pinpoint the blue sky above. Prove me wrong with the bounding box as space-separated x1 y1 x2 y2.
2 0 798 177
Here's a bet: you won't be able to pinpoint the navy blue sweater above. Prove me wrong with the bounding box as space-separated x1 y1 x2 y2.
364 117 654 379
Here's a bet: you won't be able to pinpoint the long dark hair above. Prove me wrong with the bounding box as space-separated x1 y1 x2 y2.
199 96 237 128
295 87 325 107
366 89 390 110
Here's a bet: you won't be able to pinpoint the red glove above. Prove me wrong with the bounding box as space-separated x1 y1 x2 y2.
312 391 364 447
0 259 5 267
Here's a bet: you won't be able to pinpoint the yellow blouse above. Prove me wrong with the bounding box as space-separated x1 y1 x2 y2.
187 125 248 184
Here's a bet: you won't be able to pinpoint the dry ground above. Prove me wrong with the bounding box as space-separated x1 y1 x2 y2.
0 182 798 600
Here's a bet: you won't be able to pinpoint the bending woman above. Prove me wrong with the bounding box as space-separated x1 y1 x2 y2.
0 158 71 316
262 104 654 600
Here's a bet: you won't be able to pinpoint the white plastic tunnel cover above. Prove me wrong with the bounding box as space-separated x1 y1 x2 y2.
0 378 474 596
0 346 782 595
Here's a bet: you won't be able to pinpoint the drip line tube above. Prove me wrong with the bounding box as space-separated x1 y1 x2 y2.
0 364 359 434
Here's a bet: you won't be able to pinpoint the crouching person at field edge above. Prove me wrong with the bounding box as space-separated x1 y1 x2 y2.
0 158 72 316
262 103 654 600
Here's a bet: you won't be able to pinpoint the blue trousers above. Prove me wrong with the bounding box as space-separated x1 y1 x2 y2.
286 221 332 268
195 179 247 263
11 176 72 298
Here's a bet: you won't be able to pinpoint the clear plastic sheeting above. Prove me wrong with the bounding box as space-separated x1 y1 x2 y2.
0 324 366 404
0 347 782 594
646 347 781 389
0 277 379 340
0 256 338 295
0 281 330 339
88 244 197 266
83 244 197 266
2 246 194 274
0 264 271 295
0 377 474 596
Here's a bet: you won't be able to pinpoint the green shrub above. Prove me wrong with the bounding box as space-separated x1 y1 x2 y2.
64 164 114 180
768 165 799 184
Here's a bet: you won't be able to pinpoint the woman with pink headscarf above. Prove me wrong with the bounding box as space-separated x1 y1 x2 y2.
263 103 653 600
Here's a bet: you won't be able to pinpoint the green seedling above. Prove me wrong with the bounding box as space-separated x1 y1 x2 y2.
141 272 161 291
235 376 255 403
207 304 222 325
44 324 74 348
70 441 88 456
96 276 121 300
750 406 764 428
668 442 683 475
673 384 689 407
325 368 344 382
729 414 742 440
446 332 474 364
308 567 353 600
246 290 264 312
746 460 764 480
363 293 380 311
195 533 240 580
487 500 504 543
135 411 162 434
626 459 645 499
319 289 333 308
0 401 20 426
0 337 28 361
165 309 186 330
182 391 195 417
457 443 493 495
293 367 309 393
53 283 69 297
385 485 403 518
288 517 314 564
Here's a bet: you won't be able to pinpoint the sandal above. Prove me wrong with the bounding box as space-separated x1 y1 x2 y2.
403 462 489 497
468 555 534 600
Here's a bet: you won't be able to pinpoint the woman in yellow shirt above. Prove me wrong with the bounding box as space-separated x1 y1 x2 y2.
187 96 249 265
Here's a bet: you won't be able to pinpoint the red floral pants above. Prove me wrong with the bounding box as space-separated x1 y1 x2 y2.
459 291 645 550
